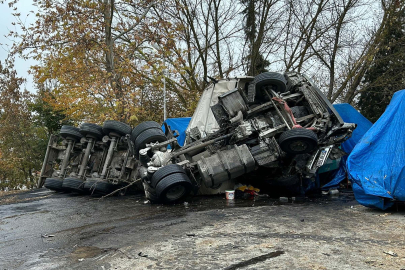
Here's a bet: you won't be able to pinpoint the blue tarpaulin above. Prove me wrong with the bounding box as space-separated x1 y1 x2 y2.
161 117 191 146
322 104 373 189
334 104 374 154
347 90 405 210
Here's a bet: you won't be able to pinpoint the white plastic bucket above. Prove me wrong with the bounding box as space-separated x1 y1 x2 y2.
225 190 235 200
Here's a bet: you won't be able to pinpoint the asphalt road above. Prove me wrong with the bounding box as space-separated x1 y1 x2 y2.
0 189 404 270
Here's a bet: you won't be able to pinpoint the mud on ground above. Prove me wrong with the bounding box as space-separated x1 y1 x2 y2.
0 189 404 270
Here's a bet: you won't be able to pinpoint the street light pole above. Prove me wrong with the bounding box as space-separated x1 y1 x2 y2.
163 65 167 121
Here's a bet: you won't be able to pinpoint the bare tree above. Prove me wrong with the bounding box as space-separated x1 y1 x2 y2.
142 0 244 113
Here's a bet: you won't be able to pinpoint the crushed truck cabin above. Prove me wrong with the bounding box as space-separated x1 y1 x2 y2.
40 72 356 203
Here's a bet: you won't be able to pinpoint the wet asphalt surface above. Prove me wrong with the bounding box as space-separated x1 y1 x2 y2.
1 189 405 270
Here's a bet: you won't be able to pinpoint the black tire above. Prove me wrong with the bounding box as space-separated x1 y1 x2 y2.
272 175 300 186
60 125 83 142
155 173 192 203
44 177 64 191
278 128 318 154
79 123 104 139
83 178 98 193
151 164 186 188
131 121 162 142
247 72 287 102
93 181 117 195
103 120 132 137
62 177 85 192
134 128 167 157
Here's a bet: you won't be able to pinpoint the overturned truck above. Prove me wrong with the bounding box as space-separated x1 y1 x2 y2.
40 72 356 203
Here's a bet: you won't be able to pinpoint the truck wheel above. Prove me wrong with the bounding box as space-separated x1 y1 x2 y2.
278 128 318 154
155 173 192 203
134 128 167 158
44 177 64 191
60 125 83 142
131 121 162 142
151 164 186 188
62 177 85 193
79 123 104 139
247 72 287 102
103 120 132 136
83 178 98 194
93 181 117 195
273 175 300 186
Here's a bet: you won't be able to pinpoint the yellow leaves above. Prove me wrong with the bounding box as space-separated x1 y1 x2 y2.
129 115 138 122
9 0 197 125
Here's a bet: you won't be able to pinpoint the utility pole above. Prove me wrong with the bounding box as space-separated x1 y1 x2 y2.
163 65 166 121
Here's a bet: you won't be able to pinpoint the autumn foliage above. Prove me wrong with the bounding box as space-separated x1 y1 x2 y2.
1 0 405 187
9 0 196 125
0 58 48 188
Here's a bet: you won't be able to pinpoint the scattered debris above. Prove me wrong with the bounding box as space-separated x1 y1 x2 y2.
137 251 158 261
294 196 306 203
383 251 398 257
224 251 285 270
225 190 235 200
41 234 55 238
234 185 260 200
138 252 148 258
328 189 339 195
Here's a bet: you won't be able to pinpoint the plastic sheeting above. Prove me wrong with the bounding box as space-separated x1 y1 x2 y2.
347 90 405 209
322 156 348 189
186 80 237 138
161 117 191 146
333 104 373 154
322 104 373 189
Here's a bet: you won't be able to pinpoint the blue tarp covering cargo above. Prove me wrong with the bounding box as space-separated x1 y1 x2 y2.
161 117 191 146
322 104 373 189
347 90 405 210
333 104 373 154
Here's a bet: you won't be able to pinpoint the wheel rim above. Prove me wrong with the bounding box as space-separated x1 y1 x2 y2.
165 184 186 201
289 140 308 152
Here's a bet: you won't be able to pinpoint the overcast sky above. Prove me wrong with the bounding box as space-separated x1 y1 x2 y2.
0 1 37 93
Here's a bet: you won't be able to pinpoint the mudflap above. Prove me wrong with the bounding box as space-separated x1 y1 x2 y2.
142 181 160 203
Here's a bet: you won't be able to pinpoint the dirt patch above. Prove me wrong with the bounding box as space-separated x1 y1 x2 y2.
0 194 51 205
0 190 29 197
70 246 104 260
